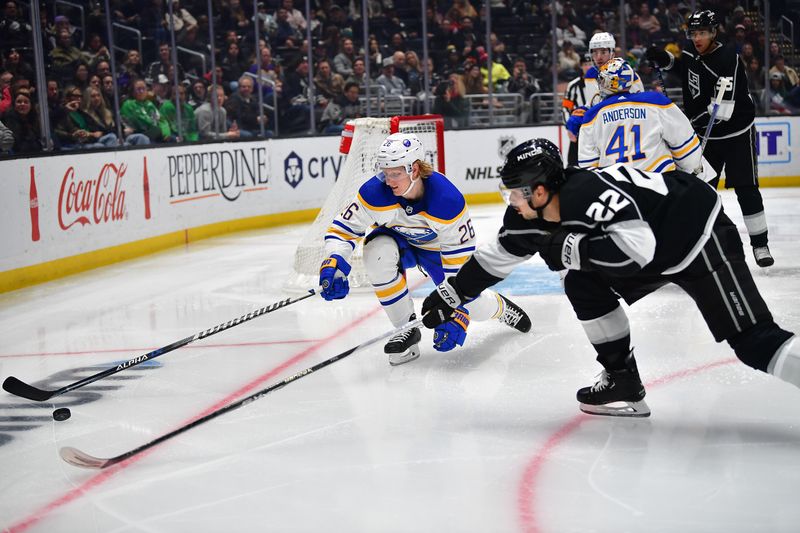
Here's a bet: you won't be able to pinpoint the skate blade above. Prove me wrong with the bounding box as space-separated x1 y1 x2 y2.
389 345 421 366
579 400 651 418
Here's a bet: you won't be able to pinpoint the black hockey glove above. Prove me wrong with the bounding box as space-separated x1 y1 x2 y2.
422 277 467 329
645 46 671 68
540 229 589 272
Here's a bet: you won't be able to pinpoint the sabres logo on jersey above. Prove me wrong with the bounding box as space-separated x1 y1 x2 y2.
389 225 438 244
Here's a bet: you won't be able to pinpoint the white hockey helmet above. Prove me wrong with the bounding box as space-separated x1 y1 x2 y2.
375 132 424 175
597 57 636 97
589 32 616 52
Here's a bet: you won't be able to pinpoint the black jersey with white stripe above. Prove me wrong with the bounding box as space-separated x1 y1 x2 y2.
557 166 721 276
669 42 755 139
457 206 557 297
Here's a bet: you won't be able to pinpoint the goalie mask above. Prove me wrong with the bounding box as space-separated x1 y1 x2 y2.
375 133 424 176
598 58 635 97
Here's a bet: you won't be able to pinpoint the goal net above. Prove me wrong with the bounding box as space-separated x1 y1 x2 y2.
285 115 445 292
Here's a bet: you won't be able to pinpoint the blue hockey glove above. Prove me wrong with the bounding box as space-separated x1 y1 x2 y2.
319 254 351 300
565 106 587 138
433 307 470 352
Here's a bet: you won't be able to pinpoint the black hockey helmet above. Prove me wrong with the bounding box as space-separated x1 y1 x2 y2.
500 138 566 192
686 10 718 32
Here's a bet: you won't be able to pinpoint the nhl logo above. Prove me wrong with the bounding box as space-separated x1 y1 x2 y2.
405 205 414 214
284 151 303 189
498 136 517 159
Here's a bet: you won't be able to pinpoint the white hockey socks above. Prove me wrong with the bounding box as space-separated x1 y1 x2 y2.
767 336 800 388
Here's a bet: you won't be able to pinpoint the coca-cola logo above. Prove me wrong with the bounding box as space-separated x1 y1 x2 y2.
58 163 127 230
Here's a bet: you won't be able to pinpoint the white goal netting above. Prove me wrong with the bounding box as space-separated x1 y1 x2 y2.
285 115 445 292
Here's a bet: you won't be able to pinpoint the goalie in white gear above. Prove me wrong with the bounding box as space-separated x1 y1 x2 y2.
318 132 532 366
578 57 715 180
564 33 646 161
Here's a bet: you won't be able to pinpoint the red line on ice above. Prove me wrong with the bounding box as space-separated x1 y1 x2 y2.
5 304 388 532
516 358 737 533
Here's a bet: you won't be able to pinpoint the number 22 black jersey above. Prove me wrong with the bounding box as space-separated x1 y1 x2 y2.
557 165 721 276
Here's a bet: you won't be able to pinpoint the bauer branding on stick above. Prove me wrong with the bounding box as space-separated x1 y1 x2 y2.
53 408 71 421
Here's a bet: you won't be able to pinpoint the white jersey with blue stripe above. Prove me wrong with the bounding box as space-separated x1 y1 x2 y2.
324 171 476 276
577 91 703 175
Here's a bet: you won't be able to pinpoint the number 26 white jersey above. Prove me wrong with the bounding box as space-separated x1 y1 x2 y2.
577 91 706 176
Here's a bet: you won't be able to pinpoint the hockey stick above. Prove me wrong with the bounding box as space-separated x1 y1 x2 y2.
700 77 732 153
60 317 424 469
653 64 666 92
3 290 316 402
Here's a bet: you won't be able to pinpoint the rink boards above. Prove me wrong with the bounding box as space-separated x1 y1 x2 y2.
1 117 798 292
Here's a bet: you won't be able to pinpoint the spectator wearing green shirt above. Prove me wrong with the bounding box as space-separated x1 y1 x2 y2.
120 78 171 143
160 84 198 142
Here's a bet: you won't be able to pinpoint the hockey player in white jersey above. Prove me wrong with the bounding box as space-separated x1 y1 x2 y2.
319 132 532 366
583 32 644 106
578 57 715 178
564 34 645 147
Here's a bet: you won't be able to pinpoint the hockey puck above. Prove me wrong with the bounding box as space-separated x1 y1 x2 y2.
53 408 71 421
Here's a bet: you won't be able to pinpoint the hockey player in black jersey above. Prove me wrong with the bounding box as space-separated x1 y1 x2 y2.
646 10 774 268
421 138 799 417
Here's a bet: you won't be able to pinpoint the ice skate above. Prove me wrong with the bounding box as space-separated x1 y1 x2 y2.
385 325 422 366
753 246 774 268
577 357 650 417
497 295 532 333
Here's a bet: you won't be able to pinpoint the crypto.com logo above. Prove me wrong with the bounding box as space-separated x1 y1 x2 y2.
284 151 303 188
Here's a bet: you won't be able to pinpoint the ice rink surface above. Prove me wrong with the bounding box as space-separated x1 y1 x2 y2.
1 188 799 533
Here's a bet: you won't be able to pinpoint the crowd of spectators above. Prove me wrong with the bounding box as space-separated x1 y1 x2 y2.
0 0 798 156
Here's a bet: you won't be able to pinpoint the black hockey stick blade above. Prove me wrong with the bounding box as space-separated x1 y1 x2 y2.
3 290 316 402
1 376 55 401
59 317 424 469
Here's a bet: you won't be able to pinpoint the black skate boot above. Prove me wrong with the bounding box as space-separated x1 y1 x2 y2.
577 351 650 417
753 246 774 268
497 295 532 333
385 317 422 366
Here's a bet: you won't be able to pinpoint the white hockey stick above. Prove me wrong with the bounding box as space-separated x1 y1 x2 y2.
700 77 732 153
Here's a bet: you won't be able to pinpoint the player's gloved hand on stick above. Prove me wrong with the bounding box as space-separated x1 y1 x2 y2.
645 46 671 68
319 254 351 300
540 229 589 272
422 277 466 328
433 307 470 352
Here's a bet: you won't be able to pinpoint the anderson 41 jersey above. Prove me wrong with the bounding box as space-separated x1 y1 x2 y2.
324 171 477 276
577 91 703 175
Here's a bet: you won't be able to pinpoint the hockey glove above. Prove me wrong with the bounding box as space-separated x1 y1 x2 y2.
645 46 671 69
540 229 589 272
319 254 351 300
433 307 470 352
565 106 587 138
422 277 466 329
